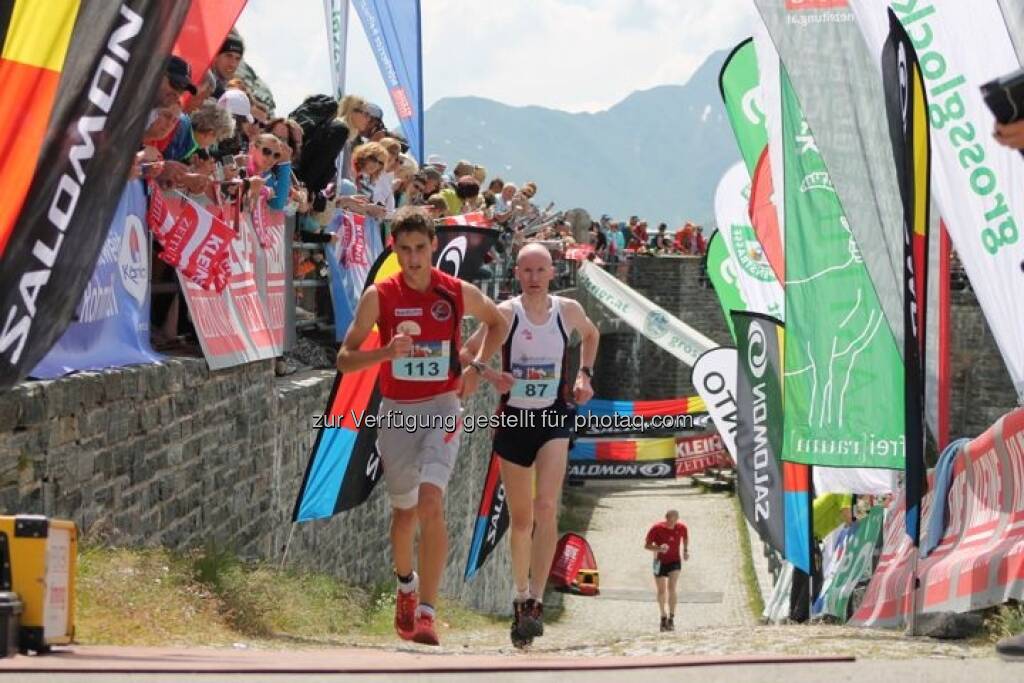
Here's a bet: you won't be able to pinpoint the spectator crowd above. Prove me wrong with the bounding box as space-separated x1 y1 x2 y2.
134 28 709 371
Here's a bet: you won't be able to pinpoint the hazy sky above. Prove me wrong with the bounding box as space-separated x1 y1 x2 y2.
236 0 760 127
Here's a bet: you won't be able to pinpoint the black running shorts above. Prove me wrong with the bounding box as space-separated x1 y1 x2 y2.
493 403 575 468
653 560 682 577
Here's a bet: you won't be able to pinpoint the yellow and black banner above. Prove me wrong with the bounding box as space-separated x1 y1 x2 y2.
881 7 931 546
0 0 191 390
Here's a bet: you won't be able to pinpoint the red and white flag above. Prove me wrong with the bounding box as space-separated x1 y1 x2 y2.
441 211 493 228
146 182 175 238
565 243 603 264
158 195 234 292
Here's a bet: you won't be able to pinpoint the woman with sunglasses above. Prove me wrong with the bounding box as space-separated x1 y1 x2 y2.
247 133 293 211
350 141 390 221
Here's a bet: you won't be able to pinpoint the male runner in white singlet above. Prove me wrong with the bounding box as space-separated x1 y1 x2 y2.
461 243 599 647
338 206 507 646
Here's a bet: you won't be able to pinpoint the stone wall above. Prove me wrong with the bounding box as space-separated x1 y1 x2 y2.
0 353 512 615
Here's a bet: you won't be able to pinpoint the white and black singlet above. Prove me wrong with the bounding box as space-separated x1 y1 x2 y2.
492 296 575 468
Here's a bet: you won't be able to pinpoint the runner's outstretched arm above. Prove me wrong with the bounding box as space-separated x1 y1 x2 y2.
336 287 410 373
459 302 514 388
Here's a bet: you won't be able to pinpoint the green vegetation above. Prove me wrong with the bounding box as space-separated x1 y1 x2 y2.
985 602 1024 642
76 544 497 647
732 496 765 620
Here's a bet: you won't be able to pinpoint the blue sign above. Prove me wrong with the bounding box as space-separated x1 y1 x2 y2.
31 181 162 378
352 0 424 161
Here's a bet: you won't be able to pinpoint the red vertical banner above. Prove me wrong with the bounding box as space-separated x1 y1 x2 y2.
172 0 249 81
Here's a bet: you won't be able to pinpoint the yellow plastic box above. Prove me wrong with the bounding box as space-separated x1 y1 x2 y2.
0 515 76 653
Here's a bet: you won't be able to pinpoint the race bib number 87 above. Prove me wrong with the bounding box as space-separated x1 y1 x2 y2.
511 362 557 399
393 341 450 381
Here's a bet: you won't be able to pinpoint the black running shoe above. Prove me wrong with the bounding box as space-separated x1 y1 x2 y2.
518 599 543 639
659 616 668 632
996 632 1024 661
667 616 675 631
511 600 534 649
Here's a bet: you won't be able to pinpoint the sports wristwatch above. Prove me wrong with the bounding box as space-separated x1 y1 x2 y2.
579 366 594 379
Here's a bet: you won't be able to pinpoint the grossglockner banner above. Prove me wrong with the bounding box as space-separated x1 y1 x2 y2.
851 0 1024 404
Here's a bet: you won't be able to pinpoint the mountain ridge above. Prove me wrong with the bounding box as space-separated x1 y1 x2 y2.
424 49 740 226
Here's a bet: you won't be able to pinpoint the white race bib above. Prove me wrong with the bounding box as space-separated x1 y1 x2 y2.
392 341 450 381
510 361 558 399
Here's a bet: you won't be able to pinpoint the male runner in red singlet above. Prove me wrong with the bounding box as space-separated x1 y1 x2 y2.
461 243 599 647
645 509 689 632
338 206 507 646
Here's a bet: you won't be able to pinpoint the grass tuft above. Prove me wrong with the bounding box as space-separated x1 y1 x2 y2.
984 602 1024 642
75 544 496 647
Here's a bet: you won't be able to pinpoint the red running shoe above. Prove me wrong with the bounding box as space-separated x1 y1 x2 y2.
412 611 440 646
394 589 418 640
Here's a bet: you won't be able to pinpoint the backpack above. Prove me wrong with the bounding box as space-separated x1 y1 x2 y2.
289 94 341 143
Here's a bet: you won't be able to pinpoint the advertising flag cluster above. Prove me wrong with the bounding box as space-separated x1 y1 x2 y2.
850 0 1024 404
0 0 190 391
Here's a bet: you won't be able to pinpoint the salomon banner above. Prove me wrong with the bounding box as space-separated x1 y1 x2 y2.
0 0 191 391
851 408 1024 628
352 0 424 161
434 226 500 282
815 505 884 622
31 181 162 378
577 260 714 366
705 231 744 341
575 396 708 437
568 459 677 481
323 0 350 99
732 312 788 562
714 161 784 320
851 0 1024 403
778 67 906 469
692 347 740 461
464 453 508 580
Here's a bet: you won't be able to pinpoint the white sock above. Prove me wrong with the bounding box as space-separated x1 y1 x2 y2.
514 587 530 603
397 571 418 594
416 603 436 618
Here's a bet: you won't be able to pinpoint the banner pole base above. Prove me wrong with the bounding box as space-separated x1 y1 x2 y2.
279 523 297 573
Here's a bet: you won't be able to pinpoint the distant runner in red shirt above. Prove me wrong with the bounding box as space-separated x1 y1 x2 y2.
644 509 689 632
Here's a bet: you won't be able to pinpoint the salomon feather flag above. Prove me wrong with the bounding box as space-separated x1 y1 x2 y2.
464 453 508 581
732 311 791 566
0 0 191 391
293 248 400 521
